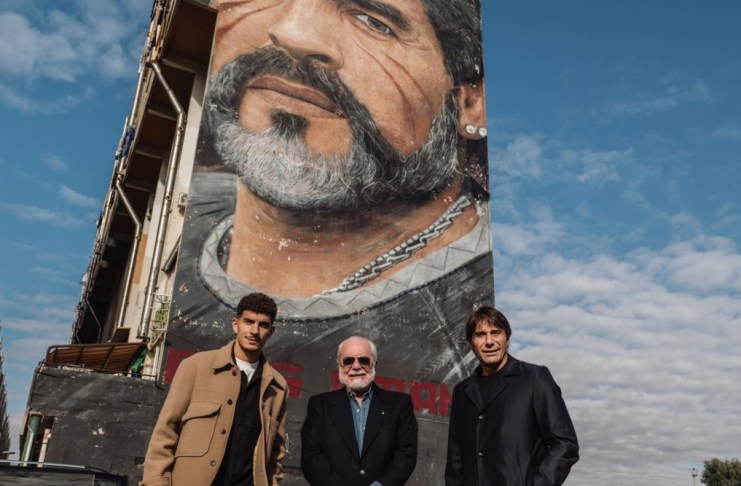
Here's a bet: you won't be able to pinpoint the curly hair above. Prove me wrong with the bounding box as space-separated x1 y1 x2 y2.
236 292 278 323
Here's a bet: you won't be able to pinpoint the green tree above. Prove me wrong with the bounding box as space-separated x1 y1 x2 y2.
702 458 741 486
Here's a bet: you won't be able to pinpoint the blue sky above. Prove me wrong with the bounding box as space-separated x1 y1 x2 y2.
1 1 739 484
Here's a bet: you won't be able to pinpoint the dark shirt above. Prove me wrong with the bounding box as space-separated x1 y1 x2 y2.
477 366 505 405
213 359 263 486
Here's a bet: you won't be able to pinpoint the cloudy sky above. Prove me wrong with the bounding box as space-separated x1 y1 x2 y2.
0 0 739 484
0 0 153 452
487 1 740 485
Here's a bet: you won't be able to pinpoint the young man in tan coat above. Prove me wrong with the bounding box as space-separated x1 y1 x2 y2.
141 293 289 486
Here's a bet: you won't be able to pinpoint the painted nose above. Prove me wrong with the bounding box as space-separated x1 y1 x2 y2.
268 0 344 70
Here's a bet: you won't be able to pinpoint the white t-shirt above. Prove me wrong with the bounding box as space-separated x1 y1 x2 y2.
235 356 259 383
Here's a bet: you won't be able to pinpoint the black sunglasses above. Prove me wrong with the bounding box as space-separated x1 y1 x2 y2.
341 356 372 367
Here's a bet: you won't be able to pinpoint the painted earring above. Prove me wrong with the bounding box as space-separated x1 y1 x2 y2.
464 124 487 138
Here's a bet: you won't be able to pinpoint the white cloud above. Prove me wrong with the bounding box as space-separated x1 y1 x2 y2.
0 12 41 77
607 78 712 116
30 266 83 287
712 202 741 235
493 134 545 178
44 153 67 172
492 213 566 259
558 147 631 185
489 106 740 481
493 132 637 191
0 4 144 82
494 231 741 485
0 290 78 316
0 1 149 111
712 123 741 141
2 316 72 335
634 236 741 293
59 184 99 208
0 203 87 227
620 186 653 211
99 43 130 79
0 11 78 82
668 211 704 241
0 81 85 114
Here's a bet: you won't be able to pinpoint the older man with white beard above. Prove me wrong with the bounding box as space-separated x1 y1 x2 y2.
301 336 418 486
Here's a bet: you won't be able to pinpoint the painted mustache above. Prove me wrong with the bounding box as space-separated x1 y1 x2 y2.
206 46 461 211
207 46 404 174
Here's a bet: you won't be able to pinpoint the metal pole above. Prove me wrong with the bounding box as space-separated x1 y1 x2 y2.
114 179 143 330
138 61 186 339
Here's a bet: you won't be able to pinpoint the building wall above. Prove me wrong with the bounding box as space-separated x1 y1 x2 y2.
164 0 493 483
25 367 165 483
0 332 10 458
35 0 493 483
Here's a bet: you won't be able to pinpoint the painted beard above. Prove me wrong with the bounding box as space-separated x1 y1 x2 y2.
206 48 460 212
339 366 376 393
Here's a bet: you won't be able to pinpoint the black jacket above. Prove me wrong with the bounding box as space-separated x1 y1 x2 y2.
301 383 418 486
445 356 579 486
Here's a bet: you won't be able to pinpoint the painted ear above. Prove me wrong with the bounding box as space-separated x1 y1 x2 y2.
455 82 487 140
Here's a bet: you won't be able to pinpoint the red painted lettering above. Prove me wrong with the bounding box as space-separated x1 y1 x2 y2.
272 362 303 399
410 381 437 414
438 383 452 417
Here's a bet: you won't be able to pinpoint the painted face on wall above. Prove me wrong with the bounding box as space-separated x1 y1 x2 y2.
212 0 453 156
207 0 462 211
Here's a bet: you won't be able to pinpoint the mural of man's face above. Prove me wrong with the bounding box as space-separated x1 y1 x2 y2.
207 0 462 211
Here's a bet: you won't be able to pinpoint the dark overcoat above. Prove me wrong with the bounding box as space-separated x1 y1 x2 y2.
301 383 418 486
445 356 579 486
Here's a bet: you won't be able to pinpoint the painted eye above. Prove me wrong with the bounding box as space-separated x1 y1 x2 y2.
356 14 393 36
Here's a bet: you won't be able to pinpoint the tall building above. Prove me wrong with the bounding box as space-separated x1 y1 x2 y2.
0 326 11 459
17 0 493 483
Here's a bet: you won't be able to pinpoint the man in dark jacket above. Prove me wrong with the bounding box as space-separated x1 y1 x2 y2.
301 336 418 486
445 307 579 486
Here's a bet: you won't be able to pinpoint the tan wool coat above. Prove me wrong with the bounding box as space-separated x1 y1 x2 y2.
140 342 289 486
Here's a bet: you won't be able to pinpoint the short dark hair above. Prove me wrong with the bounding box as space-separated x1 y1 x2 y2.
465 306 511 342
236 292 278 324
422 0 483 84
